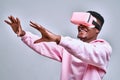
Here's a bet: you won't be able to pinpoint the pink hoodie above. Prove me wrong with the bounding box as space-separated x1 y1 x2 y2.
21 31 112 80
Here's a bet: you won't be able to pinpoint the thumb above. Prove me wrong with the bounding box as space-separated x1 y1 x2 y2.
34 38 44 44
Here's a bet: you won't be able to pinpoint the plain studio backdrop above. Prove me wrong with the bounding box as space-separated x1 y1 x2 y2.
0 0 119 80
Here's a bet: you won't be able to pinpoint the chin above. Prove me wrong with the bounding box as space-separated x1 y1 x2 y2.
77 35 87 41
79 37 87 41
80 39 85 42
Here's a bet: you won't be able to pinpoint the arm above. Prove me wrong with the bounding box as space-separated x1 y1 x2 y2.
59 36 112 67
5 16 111 68
4 16 63 62
28 21 112 67
21 31 63 62
4 16 25 37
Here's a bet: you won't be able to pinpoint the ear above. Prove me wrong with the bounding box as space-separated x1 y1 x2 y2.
95 28 100 34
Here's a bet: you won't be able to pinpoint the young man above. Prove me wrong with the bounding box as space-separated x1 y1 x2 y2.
4 11 112 80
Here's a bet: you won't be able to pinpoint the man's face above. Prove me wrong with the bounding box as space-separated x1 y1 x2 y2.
77 24 99 42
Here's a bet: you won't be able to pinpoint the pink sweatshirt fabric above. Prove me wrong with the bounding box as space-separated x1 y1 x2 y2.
21 31 112 80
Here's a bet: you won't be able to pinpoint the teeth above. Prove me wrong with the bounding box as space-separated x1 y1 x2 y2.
89 25 95 28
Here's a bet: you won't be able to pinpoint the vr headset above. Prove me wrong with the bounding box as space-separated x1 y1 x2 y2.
71 12 101 30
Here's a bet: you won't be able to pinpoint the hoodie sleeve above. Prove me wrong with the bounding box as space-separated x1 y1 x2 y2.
59 36 112 68
21 31 63 62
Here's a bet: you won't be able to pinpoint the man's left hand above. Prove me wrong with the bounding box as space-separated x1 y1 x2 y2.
30 21 61 44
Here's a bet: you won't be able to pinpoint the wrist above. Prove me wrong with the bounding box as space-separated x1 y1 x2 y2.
55 35 61 44
17 30 26 37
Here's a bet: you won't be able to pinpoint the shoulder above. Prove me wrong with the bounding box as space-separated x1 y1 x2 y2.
90 39 112 53
90 39 110 45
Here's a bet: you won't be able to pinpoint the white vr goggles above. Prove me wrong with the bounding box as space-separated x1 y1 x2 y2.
71 12 101 30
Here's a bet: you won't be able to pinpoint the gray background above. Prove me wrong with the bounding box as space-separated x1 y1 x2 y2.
0 0 119 80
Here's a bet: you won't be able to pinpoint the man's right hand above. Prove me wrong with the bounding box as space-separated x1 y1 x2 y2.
4 16 25 37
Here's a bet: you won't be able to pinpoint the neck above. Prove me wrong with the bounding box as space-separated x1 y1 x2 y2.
81 36 97 43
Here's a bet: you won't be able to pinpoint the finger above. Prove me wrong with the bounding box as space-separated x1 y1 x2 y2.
16 17 21 25
8 16 14 23
4 20 11 25
8 16 17 23
34 38 43 44
29 24 39 30
30 21 40 28
16 17 23 34
11 16 17 23
34 38 49 43
29 22 37 28
30 21 50 36
30 21 43 30
16 17 22 30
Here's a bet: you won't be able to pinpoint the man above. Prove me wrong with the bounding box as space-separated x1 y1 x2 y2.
4 11 112 80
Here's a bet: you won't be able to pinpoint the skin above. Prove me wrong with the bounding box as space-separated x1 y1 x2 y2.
4 15 100 44
77 24 99 43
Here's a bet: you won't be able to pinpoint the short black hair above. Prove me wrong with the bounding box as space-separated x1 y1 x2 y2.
87 11 104 27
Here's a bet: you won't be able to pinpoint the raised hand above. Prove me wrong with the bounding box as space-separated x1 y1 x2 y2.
4 16 25 36
30 21 61 44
